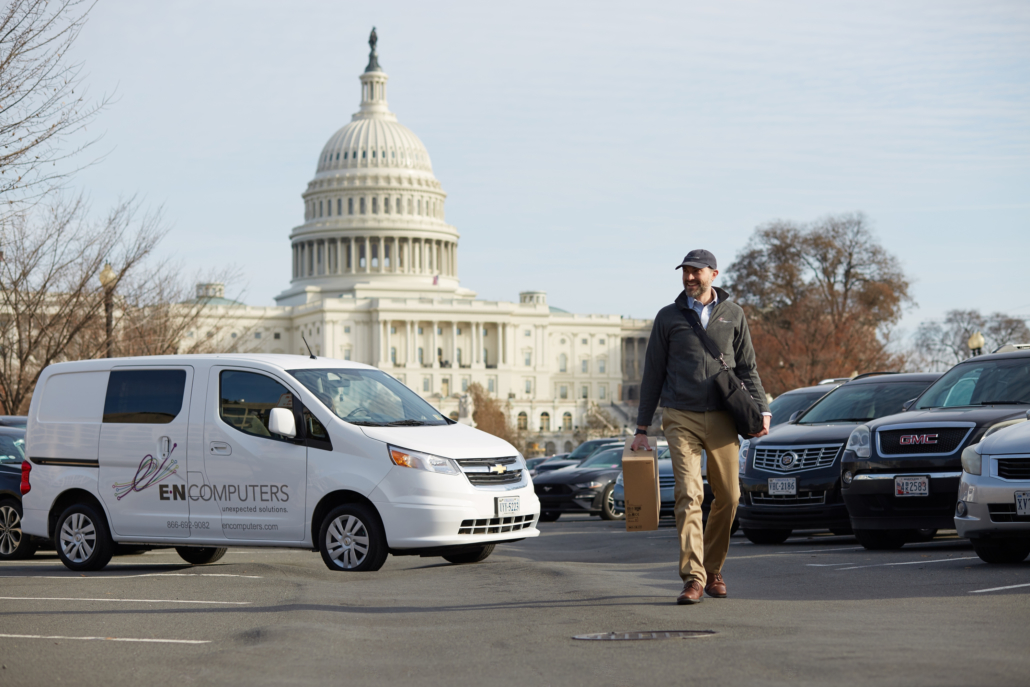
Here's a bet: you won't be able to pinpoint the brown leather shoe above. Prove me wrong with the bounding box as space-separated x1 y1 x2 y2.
705 572 727 598
677 580 704 605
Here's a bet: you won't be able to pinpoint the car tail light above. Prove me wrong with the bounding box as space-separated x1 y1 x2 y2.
20 460 31 495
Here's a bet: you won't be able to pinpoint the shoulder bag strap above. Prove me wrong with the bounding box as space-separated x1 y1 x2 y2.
676 304 730 371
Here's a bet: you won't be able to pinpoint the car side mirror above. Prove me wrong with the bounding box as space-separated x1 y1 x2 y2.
788 411 800 423
901 399 916 412
269 407 297 438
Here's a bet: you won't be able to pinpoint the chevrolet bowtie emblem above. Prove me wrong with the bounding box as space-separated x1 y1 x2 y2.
489 464 507 474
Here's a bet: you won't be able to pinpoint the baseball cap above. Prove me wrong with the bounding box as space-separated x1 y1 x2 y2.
675 249 717 271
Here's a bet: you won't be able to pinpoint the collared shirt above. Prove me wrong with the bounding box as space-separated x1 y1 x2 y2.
687 291 718 330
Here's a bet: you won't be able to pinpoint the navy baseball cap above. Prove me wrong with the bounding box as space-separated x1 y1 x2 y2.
675 249 717 270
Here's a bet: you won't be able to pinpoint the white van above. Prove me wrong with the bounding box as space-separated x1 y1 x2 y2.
21 354 540 572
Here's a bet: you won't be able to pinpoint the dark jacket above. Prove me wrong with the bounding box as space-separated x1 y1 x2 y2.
636 287 770 426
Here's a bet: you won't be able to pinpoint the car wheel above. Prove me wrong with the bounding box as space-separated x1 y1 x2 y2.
854 529 907 550
538 511 561 522
55 503 114 572
0 498 37 560
972 539 1030 564
443 544 495 565
909 528 937 542
175 547 228 565
743 528 792 545
600 484 625 521
830 526 853 536
319 503 388 572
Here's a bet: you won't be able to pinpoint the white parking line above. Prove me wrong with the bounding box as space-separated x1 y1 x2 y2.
835 556 979 571
0 573 262 579
0 633 209 644
0 596 250 605
969 582 1030 594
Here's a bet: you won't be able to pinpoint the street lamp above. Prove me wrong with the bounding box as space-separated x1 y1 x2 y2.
98 263 116 358
968 331 985 358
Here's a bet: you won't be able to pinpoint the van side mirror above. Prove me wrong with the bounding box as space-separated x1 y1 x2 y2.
788 411 800 423
269 407 297 438
901 399 916 412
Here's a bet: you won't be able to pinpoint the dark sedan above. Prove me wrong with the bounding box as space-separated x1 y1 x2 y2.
533 447 624 521
739 373 940 544
0 426 43 560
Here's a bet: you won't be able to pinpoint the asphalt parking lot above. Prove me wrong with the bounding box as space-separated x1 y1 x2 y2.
0 515 1027 687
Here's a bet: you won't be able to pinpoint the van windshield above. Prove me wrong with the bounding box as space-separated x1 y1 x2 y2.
287 368 448 427
915 358 1030 409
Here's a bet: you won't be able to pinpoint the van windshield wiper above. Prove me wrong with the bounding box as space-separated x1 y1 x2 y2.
383 419 429 426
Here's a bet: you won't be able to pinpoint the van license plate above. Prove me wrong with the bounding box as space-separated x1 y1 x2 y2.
895 476 929 497
1016 491 1030 516
768 478 796 496
496 496 520 516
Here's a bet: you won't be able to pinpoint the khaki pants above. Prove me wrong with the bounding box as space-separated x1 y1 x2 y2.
662 408 740 585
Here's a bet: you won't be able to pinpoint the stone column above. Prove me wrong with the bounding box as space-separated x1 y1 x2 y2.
451 322 457 368
432 320 439 368
384 320 392 366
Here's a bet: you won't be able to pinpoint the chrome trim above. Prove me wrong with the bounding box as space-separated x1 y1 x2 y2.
852 471 963 481
30 457 98 467
752 443 843 474
875 422 975 458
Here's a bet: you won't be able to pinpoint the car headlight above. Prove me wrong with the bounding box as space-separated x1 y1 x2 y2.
845 425 871 459
615 472 624 486
738 439 751 472
573 481 606 490
960 444 982 476
388 445 460 475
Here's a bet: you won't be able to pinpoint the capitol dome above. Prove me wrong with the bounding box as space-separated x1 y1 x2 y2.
277 29 467 306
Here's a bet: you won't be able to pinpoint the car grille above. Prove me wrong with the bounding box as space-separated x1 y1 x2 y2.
987 503 1030 523
456 456 524 487
659 476 676 489
753 444 842 473
997 458 1030 480
458 514 537 535
750 491 826 506
535 484 573 496
877 427 970 455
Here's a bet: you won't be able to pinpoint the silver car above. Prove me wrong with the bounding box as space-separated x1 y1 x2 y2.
956 416 1030 563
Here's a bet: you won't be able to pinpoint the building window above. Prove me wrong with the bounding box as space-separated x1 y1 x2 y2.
524 352 532 367
423 377 430 392
417 326 424 335
599 385 607 400
598 359 606 373
457 327 462 335
360 197 367 214
581 338 588 345
230 332 237 339
581 360 589 373
319 200 323 217
461 378 469 392
487 377 496 393
407 197 413 214
384 197 391 214
559 385 568 399
517 412 528 430
559 353 567 373
599 339 605 345
344 326 351 333
437 327 443 335
390 326 397 335
482 328 488 337
344 349 351 361
337 198 342 215
362 150 366 159
348 198 354 215
525 379 532 394
273 332 281 340
581 385 589 399
540 412 550 432
524 330 531 337
255 332 262 339
457 349 462 366
390 347 397 364
562 412 572 431
372 197 379 214
396 196 403 214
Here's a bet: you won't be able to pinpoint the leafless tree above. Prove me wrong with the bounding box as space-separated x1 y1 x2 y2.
0 0 108 215
725 212 913 395
913 310 1030 371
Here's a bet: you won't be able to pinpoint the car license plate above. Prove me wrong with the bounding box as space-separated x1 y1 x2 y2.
895 475 929 497
768 477 796 496
1016 491 1030 516
496 496 520 516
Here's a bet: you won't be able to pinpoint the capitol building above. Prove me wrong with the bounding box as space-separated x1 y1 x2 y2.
202 32 653 454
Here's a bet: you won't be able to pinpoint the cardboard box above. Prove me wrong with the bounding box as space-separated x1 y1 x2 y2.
623 437 659 532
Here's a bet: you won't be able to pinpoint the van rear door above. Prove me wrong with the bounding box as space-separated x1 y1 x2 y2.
98 367 194 538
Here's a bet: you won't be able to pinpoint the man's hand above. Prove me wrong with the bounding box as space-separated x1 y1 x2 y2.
749 415 772 438
630 432 652 451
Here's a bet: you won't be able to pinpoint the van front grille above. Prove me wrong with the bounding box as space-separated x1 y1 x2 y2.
455 456 524 489
458 514 536 535
466 471 523 486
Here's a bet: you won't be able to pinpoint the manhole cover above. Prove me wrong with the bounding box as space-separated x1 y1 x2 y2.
573 630 717 641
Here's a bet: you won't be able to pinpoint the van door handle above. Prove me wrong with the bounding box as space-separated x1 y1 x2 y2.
209 441 232 456
159 436 171 460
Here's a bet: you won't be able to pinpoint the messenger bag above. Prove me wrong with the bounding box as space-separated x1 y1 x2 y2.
677 305 765 437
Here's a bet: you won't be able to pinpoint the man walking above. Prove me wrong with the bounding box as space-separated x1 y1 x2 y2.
631 249 770 605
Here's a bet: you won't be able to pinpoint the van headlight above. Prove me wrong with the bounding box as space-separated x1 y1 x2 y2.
845 425 871 459
960 444 982 476
388 445 460 475
738 440 751 472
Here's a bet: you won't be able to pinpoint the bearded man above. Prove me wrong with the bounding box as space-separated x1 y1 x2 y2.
631 249 771 605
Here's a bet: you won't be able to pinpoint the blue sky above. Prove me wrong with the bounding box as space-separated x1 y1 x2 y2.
68 0 1030 338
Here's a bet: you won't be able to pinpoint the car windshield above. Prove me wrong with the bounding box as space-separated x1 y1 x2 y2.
769 390 830 426
799 381 935 423
568 440 613 460
0 435 25 463
287 368 448 426
915 358 1030 409
579 448 623 468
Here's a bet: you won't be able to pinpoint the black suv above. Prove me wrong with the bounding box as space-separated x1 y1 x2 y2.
739 373 940 544
841 351 1030 550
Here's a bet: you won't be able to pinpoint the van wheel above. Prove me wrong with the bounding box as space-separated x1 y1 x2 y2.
443 544 495 565
175 547 228 565
972 539 1030 564
854 529 907 550
743 528 791 545
55 503 114 571
0 499 37 560
600 484 625 521
319 504 388 572
538 511 561 522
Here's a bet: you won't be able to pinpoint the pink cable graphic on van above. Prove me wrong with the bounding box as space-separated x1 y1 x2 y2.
112 443 179 500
